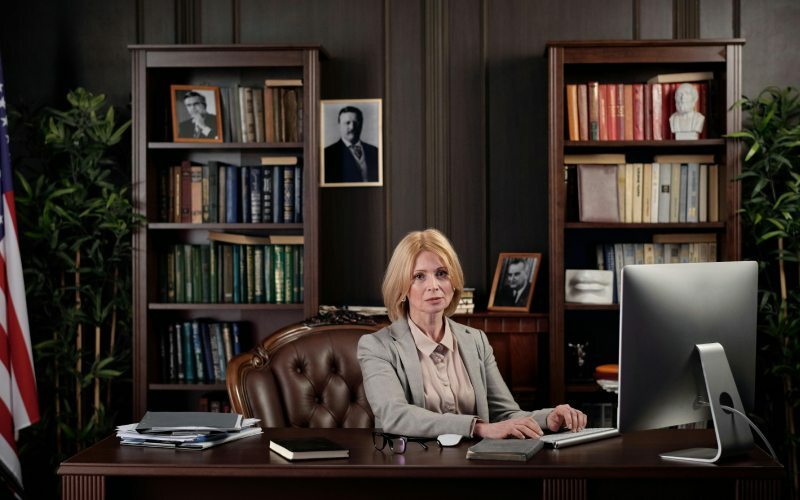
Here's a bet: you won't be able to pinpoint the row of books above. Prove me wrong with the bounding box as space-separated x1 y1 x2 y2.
565 72 712 142
595 234 717 303
571 154 719 224
218 79 303 144
158 157 302 224
160 242 304 304
159 320 246 384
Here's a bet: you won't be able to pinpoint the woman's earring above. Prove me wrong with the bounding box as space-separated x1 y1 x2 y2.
400 296 407 303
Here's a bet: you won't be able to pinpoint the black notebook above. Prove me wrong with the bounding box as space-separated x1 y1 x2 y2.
269 437 349 461
465 438 544 462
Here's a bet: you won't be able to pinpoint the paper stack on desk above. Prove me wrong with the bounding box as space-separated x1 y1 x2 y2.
117 411 262 449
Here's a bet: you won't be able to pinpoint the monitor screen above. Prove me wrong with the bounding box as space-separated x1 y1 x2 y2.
617 261 757 461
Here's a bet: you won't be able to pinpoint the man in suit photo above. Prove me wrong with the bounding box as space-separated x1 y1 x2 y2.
324 105 379 183
177 90 219 140
493 257 533 307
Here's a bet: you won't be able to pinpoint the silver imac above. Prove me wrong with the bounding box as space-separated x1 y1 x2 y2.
617 261 757 463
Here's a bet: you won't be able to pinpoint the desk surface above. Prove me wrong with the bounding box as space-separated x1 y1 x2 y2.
59 428 782 480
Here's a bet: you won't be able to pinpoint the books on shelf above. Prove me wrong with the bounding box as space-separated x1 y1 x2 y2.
564 154 625 165
647 71 714 84
571 160 719 224
215 79 303 143
269 437 349 461
160 320 245 384
159 157 302 224
454 287 475 314
465 438 544 462
565 78 710 141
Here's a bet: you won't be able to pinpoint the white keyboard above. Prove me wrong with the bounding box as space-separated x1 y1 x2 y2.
538 427 619 449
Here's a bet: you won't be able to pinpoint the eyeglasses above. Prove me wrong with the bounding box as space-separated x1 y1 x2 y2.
371 431 439 454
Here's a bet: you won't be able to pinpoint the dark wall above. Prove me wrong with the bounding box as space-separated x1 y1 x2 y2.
2 0 799 312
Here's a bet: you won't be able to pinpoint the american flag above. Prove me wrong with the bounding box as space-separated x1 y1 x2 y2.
0 58 39 494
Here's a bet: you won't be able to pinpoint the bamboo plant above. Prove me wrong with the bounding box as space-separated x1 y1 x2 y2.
13 88 140 466
729 85 800 495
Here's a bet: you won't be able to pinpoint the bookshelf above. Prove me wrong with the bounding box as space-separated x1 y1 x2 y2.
546 40 744 416
130 45 324 417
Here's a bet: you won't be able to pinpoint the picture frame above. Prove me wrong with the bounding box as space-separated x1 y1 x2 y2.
487 252 542 312
170 84 223 143
320 98 383 187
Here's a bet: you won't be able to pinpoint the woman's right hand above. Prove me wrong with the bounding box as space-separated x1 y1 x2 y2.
474 416 544 439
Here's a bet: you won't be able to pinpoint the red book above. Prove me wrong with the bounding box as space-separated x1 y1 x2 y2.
599 84 608 141
623 84 633 140
633 84 644 141
644 83 653 140
651 83 663 141
606 84 616 140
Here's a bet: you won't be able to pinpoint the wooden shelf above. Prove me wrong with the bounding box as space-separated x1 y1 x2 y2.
564 222 725 230
148 142 303 149
148 223 304 230
150 383 227 391
148 303 304 311
565 139 724 147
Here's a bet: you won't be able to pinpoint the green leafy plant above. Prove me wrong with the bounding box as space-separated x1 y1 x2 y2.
729 85 800 495
13 88 141 474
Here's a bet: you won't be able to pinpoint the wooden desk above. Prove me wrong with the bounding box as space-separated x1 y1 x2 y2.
59 428 783 500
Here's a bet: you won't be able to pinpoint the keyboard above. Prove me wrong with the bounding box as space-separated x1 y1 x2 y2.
538 427 619 449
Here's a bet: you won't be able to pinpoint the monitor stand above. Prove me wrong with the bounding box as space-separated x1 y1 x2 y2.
660 342 754 463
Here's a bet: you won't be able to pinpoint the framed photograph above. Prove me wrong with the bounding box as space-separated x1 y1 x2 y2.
170 84 223 143
320 98 383 187
487 252 542 312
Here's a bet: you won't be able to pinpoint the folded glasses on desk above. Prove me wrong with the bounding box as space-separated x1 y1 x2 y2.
372 431 453 454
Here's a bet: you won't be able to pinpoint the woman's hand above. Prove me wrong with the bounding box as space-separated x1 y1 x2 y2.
474 416 544 439
546 404 587 432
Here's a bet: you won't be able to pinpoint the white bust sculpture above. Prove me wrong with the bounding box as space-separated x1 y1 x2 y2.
669 82 705 140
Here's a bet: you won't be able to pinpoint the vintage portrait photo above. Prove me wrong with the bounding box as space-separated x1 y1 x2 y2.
487 252 542 312
170 84 223 143
320 98 383 187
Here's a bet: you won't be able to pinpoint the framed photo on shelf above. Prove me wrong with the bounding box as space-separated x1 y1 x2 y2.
170 84 223 143
487 252 541 312
320 98 383 187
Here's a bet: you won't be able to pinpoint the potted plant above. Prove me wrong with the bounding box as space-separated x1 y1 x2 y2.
12 88 141 493
729 85 800 495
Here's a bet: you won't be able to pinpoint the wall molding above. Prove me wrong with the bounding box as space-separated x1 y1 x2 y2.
424 0 451 233
175 0 201 44
673 0 700 38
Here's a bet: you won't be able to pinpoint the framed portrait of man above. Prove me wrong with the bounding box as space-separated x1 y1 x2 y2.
487 252 542 312
320 98 383 187
170 84 223 143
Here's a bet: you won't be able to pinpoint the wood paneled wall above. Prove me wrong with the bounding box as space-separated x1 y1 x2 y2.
1 0 798 312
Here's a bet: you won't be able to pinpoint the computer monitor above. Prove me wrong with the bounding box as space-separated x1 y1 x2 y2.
617 261 757 463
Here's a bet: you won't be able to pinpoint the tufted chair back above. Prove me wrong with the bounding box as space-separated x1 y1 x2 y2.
226 318 385 428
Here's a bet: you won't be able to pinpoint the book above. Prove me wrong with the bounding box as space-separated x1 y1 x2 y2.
465 438 544 462
260 156 299 166
577 83 589 141
653 154 715 164
265 79 303 87
269 234 305 245
566 84 579 141
647 71 714 84
652 233 716 244
207 231 271 246
563 154 625 165
577 165 619 223
269 437 349 461
588 81 600 140
135 411 244 433
657 162 671 223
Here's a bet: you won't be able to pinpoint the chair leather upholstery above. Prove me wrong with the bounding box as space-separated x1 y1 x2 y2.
227 319 385 428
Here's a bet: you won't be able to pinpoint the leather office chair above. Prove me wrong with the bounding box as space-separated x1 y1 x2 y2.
226 314 386 428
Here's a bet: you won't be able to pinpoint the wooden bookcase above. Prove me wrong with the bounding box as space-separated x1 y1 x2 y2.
130 45 324 417
546 40 744 417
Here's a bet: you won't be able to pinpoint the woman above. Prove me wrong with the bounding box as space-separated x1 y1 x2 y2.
358 228 586 439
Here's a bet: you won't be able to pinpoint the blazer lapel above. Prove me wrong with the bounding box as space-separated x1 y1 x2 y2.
449 318 489 421
390 317 426 407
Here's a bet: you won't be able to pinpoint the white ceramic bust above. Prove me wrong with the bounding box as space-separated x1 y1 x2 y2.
565 269 614 305
669 83 705 140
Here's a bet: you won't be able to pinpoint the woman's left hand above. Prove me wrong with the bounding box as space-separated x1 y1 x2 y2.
546 404 587 432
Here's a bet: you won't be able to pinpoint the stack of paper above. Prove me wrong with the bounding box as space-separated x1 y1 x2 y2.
117 411 262 450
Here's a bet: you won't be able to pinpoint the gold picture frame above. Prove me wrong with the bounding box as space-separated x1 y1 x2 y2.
487 252 541 312
171 84 223 143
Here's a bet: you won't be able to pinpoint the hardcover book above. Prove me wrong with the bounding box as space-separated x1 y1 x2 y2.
577 165 620 223
269 437 349 461
465 438 544 462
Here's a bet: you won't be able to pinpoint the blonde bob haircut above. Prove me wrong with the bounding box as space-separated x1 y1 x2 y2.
382 228 465 321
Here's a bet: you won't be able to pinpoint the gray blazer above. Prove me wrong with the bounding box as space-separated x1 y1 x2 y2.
357 316 553 437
